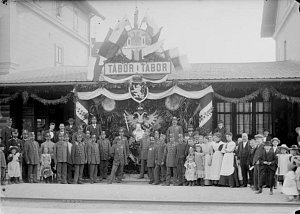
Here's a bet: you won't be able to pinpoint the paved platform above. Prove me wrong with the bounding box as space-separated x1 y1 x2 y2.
1 180 299 206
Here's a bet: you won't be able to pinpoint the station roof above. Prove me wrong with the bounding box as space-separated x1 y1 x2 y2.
0 60 300 86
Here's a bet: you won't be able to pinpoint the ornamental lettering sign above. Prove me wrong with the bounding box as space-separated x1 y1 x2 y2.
104 62 171 75
129 82 149 103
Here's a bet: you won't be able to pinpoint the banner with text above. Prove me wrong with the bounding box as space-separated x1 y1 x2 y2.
104 62 171 75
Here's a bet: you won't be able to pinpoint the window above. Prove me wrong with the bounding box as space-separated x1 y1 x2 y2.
55 45 63 66
216 101 273 137
217 102 232 132
283 40 287 60
256 102 272 134
236 103 252 135
73 8 79 31
55 1 62 18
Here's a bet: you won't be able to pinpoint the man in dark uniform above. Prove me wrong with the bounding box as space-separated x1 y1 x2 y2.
138 129 150 179
1 118 12 155
166 117 183 143
175 134 188 186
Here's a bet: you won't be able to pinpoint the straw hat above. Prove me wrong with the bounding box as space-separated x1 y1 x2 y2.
271 137 280 144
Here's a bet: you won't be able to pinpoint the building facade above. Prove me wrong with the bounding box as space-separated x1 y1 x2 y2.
0 0 104 135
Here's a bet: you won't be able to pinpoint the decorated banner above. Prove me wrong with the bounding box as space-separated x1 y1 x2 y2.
198 92 213 132
75 99 89 125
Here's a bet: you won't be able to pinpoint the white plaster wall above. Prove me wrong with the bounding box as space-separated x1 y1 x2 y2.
275 5 300 61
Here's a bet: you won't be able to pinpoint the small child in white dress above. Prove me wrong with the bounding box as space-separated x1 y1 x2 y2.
282 163 298 201
7 146 21 184
184 148 197 186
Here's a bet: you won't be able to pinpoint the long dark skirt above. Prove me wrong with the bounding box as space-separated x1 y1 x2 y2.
219 165 240 187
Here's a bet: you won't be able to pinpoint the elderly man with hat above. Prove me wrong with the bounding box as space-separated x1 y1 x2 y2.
166 116 183 143
65 118 77 137
252 134 265 193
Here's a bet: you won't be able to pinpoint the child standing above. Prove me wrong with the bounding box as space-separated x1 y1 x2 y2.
282 163 298 201
147 137 156 184
277 144 291 185
7 146 21 184
0 140 6 185
184 149 197 186
194 144 205 186
40 147 53 183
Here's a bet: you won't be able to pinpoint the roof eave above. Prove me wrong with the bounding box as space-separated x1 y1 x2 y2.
260 0 278 38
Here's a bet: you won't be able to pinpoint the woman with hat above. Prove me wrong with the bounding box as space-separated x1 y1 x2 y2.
277 144 291 185
7 146 21 184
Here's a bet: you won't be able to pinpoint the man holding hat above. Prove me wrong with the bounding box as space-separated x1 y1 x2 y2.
166 116 183 143
252 134 265 193
66 118 77 137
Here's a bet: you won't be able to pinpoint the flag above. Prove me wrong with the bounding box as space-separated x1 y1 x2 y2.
141 14 160 36
98 25 128 59
164 48 180 59
170 55 191 71
198 92 213 132
151 27 163 44
142 40 164 57
75 99 89 126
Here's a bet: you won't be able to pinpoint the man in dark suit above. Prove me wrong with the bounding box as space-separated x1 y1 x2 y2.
258 141 278 195
1 118 12 155
65 118 77 137
252 134 265 193
214 120 227 142
237 133 251 187
263 129 272 143
86 116 101 140
54 123 67 143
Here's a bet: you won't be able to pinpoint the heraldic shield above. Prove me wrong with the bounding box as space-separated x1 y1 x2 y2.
129 82 149 103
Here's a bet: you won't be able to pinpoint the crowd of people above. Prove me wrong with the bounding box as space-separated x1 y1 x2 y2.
0 116 300 201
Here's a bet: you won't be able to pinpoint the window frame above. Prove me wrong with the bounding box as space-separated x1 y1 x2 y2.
54 44 64 66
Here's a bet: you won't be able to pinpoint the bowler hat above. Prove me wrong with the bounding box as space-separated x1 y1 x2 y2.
255 134 264 139
264 141 271 146
290 145 300 150
218 120 224 124
295 127 300 133
12 129 18 134
271 137 280 144
172 116 178 121
279 144 289 151
9 146 18 153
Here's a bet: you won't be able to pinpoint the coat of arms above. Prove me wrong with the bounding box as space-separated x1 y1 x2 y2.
129 82 149 103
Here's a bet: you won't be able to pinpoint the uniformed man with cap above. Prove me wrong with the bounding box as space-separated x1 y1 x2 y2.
166 116 183 143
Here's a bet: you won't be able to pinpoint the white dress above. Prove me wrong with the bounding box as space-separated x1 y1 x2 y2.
220 141 235 176
282 171 298 196
8 153 21 178
184 161 197 181
277 154 292 176
210 141 224 180
202 142 213 181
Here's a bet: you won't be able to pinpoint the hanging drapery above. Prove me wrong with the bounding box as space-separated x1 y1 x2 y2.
77 85 214 101
100 74 169 84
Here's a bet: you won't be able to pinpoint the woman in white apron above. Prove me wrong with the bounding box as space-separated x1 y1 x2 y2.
210 133 224 185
